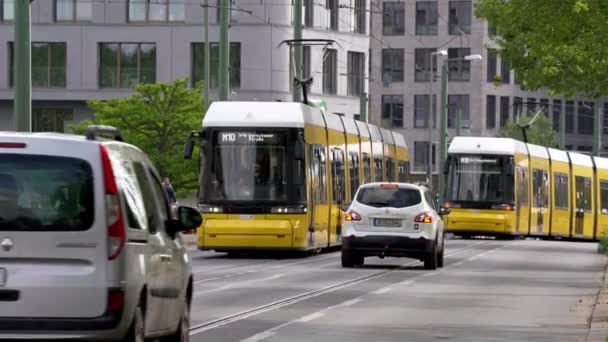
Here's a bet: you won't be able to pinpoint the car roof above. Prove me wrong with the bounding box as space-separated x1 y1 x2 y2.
0 131 143 151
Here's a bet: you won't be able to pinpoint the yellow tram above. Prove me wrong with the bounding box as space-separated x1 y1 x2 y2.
445 136 608 241
185 101 409 252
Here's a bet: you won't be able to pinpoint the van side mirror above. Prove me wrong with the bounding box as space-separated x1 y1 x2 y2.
167 206 202 237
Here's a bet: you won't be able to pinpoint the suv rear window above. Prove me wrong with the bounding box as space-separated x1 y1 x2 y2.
0 154 94 231
356 187 422 208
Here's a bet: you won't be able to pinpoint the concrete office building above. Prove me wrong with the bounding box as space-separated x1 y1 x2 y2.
0 0 371 131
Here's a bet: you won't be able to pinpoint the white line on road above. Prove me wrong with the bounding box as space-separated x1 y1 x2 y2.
297 312 326 323
240 330 277 342
372 286 393 294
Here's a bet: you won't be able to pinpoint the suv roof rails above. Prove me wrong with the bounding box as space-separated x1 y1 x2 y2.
85 125 123 142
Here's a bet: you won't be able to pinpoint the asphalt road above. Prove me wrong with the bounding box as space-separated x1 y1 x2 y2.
187 239 607 342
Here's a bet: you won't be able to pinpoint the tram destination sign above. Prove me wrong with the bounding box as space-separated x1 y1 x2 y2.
460 156 499 164
218 131 282 145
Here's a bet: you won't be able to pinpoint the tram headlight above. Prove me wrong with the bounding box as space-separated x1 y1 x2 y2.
271 207 308 214
198 204 224 213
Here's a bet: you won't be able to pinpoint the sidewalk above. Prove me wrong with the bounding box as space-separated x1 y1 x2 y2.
586 255 608 342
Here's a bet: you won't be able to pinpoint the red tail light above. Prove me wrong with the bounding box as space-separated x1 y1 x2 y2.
101 145 125 260
108 289 124 312
0 142 26 148
380 183 399 189
414 212 433 223
345 210 362 221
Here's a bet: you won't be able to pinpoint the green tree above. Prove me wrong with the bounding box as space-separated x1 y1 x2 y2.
476 0 608 98
71 78 204 196
498 113 560 148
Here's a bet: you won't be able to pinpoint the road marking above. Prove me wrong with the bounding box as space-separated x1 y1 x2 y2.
373 286 393 294
341 298 363 307
240 331 276 342
195 274 284 296
399 280 414 286
297 312 326 323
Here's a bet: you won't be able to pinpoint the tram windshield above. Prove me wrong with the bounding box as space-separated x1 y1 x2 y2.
446 154 514 204
200 130 305 205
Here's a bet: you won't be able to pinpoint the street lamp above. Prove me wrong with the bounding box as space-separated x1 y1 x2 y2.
426 49 447 190
437 53 483 206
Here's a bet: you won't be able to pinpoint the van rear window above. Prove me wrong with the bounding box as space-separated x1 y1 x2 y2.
0 154 94 231
356 187 421 208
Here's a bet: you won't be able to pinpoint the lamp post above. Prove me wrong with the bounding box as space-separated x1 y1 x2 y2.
438 53 482 205
426 50 447 191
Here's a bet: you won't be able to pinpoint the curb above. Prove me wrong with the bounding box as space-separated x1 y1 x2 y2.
586 256 608 342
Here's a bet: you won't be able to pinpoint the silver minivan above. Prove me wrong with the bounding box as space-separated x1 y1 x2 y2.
0 126 200 341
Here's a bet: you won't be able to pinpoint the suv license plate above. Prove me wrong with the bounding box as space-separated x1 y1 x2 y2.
374 219 402 227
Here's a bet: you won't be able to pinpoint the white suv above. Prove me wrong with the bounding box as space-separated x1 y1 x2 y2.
341 183 450 270
0 126 201 341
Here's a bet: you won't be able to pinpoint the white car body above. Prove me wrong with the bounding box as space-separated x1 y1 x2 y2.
341 182 448 269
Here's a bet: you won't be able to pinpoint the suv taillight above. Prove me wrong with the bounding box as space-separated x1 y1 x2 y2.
414 212 433 223
101 145 125 260
345 210 362 221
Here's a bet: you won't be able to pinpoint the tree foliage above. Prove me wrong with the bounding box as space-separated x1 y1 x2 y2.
71 79 204 196
476 0 608 97
498 113 560 148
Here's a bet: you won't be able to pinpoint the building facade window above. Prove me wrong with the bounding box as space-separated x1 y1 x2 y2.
1 0 13 21
347 51 365 96
487 49 497 82
99 43 156 88
192 42 241 89
55 0 92 21
540 98 550 117
488 22 497 37
383 2 405 35
303 45 311 79
448 1 471 35
382 48 404 83
500 96 510 128
578 101 594 135
514 97 523 118
32 108 74 133
414 48 437 82
327 0 338 31
566 101 575 133
448 48 471 82
500 56 511 84
414 94 436 128
129 0 185 22
354 0 366 34
527 98 536 114
414 142 436 172
486 95 496 129
448 95 469 129
304 0 314 27
553 100 562 132
382 95 404 128
323 49 338 95
415 1 437 35
604 103 608 135
9 42 67 88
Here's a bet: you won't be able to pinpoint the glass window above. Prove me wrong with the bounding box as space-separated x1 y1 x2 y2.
500 56 511 84
132 162 161 233
448 95 469 129
383 2 405 35
0 155 93 232
448 48 471 82
517 166 529 206
332 149 346 204
415 1 437 35
414 94 436 128
382 49 404 83
447 155 515 203
356 187 422 208
486 95 496 129
527 98 537 115
147 169 172 222
129 0 146 21
323 49 338 95
414 48 437 82
398 162 409 182
553 100 562 132
99 43 156 88
354 0 366 34
576 176 592 211
32 108 74 133
532 169 549 208
129 0 184 22
304 0 314 27
192 42 241 89
363 153 371 183
10 42 66 88
349 152 360 200
327 0 338 31
347 51 365 97
487 49 497 82
514 97 523 118
500 96 510 128
414 141 432 173
540 99 550 117
2 0 14 21
425 191 436 210
382 95 404 128
566 101 575 134
448 1 471 35
554 173 568 209
56 0 92 21
314 145 328 203
578 101 594 135
601 181 608 214
386 158 395 182
374 157 383 182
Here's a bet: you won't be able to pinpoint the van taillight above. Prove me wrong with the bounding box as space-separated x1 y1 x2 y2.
100 145 125 260
108 289 124 312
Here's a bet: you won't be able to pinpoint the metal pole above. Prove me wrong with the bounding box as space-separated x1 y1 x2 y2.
359 92 367 122
426 52 433 187
293 0 303 102
559 101 566 149
594 101 602 156
14 0 31 132
218 0 230 101
438 62 448 205
204 0 210 106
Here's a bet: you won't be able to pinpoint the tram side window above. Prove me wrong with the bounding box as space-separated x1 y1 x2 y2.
532 169 549 208
311 145 327 204
554 174 569 209
332 148 346 204
516 166 529 206
374 157 383 182
575 176 592 211
386 158 395 182
362 153 372 183
600 181 608 214
398 162 408 182
349 152 360 200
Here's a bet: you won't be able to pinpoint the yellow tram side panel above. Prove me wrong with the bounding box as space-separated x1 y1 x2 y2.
327 126 347 247
571 163 595 240
346 133 361 201
549 160 571 238
529 156 551 237
305 124 331 249
514 152 530 235
595 170 608 240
